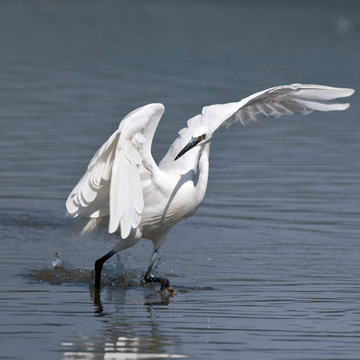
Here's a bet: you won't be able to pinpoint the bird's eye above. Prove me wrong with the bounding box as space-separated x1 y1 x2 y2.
197 134 206 141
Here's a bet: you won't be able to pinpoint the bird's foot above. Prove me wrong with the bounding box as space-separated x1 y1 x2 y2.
144 273 176 296
160 278 176 296
144 272 161 284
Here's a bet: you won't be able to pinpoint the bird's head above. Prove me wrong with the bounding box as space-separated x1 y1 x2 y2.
175 125 212 160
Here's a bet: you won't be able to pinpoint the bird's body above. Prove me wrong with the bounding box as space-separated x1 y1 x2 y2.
66 84 354 291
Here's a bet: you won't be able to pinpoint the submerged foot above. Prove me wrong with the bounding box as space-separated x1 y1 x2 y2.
144 273 176 296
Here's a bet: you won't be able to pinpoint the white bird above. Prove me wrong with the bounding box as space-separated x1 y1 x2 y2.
66 84 354 292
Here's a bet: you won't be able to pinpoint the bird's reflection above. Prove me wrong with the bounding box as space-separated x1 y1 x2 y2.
92 288 105 315
62 285 187 360
91 283 172 317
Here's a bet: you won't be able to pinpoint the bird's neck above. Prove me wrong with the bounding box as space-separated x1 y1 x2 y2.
194 142 210 206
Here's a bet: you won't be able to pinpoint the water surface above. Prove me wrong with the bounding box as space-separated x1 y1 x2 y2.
1 1 360 359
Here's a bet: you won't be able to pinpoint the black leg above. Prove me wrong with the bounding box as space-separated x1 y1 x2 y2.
144 250 176 295
94 250 116 290
144 250 159 282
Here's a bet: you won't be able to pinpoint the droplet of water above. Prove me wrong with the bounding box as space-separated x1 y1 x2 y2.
51 252 62 268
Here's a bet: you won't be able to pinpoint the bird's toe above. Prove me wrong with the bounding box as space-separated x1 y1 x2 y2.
160 278 177 296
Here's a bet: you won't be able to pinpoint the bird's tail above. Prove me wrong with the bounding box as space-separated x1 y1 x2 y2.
80 216 109 237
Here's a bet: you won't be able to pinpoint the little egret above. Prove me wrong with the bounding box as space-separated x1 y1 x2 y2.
66 84 354 292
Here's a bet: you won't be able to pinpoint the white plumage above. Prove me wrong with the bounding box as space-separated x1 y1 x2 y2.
66 83 354 291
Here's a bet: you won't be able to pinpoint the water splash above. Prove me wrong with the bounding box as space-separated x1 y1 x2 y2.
27 253 215 294
51 251 74 269
28 252 141 287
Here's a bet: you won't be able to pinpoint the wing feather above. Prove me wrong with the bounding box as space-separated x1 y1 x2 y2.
66 130 120 218
224 84 354 130
161 84 354 167
109 143 145 237
66 103 165 238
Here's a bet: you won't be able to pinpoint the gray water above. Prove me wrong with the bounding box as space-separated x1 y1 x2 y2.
1 1 360 359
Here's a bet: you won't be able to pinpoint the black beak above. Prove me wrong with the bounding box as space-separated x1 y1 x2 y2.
175 137 201 160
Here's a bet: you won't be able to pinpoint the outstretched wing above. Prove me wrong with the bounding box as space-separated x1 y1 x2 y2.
161 84 354 166
66 103 165 238
205 84 354 130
